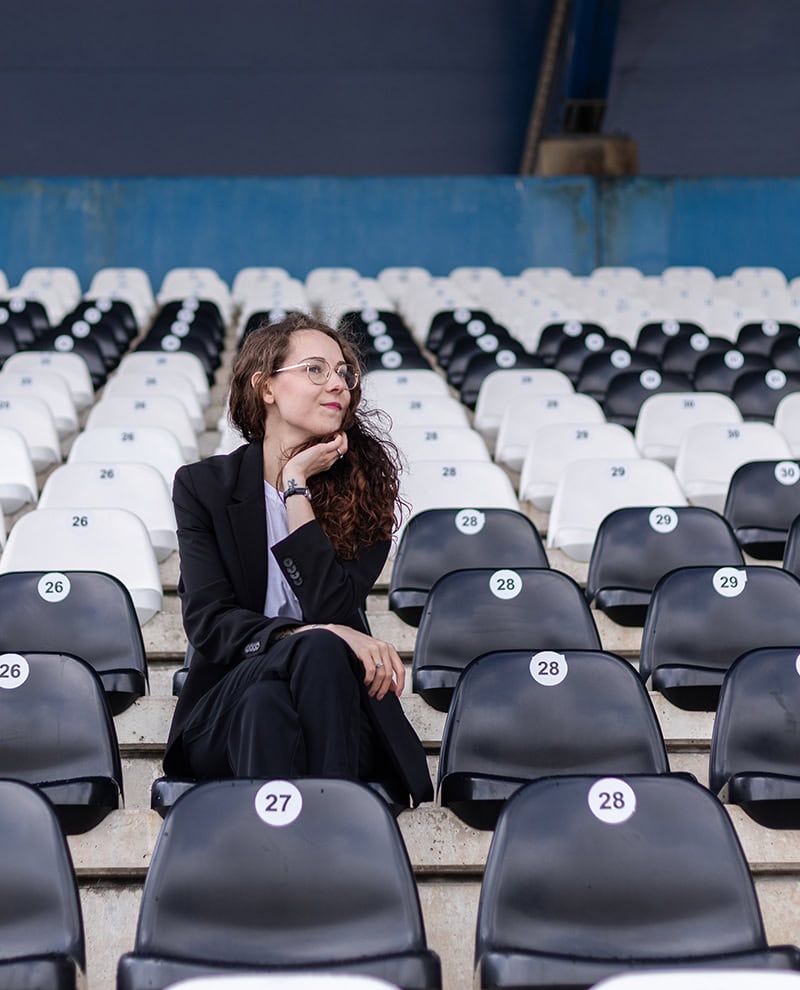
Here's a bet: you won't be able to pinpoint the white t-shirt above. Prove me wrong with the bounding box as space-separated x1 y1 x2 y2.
263 481 303 621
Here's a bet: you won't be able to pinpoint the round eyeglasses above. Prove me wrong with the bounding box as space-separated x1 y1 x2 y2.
272 357 359 390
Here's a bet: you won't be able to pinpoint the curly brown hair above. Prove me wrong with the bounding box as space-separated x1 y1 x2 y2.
228 314 404 558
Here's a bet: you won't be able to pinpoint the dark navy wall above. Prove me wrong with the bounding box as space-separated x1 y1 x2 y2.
1 0 548 176
2 176 799 289
605 0 800 176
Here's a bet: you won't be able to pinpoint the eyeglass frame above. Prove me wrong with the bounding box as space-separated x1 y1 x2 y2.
271 357 360 391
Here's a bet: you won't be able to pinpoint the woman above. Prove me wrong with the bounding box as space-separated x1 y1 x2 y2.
163 314 432 806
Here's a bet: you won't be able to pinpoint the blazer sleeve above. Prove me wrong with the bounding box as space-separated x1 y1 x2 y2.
173 465 297 666
272 519 389 624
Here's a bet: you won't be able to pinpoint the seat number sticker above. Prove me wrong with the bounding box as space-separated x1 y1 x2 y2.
529 650 568 686
255 780 302 826
0 653 29 690
588 777 636 824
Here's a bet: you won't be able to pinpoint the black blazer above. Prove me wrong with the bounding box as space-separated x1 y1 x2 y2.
164 440 432 805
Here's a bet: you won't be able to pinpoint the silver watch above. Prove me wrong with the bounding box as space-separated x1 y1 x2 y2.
282 480 311 503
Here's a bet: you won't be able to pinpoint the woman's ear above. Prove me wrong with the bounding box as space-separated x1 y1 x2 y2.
252 371 275 405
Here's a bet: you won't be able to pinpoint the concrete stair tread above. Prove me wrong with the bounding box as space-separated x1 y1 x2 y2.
68 803 800 878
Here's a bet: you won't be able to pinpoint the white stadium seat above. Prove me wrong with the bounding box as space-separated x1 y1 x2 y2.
473 368 574 445
68 426 186 488
375 394 470 430
2 351 94 412
675 422 792 512
86 395 198 461
116 352 210 408
547 457 687 561
392 425 490 464
635 392 742 465
0 427 37 514
774 392 800 456
0 507 162 623
39 462 177 562
102 371 205 433
519 421 640 510
362 369 449 401
0 370 78 438
0 394 61 471
495 393 605 471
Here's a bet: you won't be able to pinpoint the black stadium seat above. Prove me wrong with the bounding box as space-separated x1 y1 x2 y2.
692 348 770 394
0 570 149 714
0 779 86 990
475 775 800 990
0 651 122 833
636 320 705 358
119 779 441 990
438 649 669 829
586 506 743 626
731 368 800 421
603 369 693 429
639 565 800 710
389 508 548 626
412 567 600 711
459 349 543 409
710 646 800 829
724 459 800 558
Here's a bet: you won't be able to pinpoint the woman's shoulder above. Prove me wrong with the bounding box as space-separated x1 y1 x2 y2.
176 440 258 492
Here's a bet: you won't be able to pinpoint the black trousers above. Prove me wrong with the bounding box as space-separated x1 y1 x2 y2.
181 628 381 781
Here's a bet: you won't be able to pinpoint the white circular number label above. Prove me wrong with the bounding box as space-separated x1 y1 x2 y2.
795 653 800 678
72 320 90 338
55 334 75 351
84 307 102 324
455 508 486 535
564 319 582 337
529 650 568 687
489 568 522 600
161 334 181 351
495 349 517 368
610 349 631 369
766 369 787 390
361 307 379 323
367 320 386 337
9 297 25 313
0 653 30 690
724 350 744 370
588 778 636 825
177 307 194 323
640 370 662 390
585 332 604 352
467 319 486 337
381 350 402 369
662 319 680 336
775 461 800 486
477 333 498 352
254 780 302 827
0 309 8 324
37 572 71 603
454 307 470 324
374 334 394 353
690 332 709 351
763 319 780 337
649 507 678 533
171 320 190 338
712 566 747 598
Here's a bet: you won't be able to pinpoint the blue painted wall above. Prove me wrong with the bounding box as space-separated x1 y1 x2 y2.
1 176 799 289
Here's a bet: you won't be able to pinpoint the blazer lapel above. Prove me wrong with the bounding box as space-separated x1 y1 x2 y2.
228 442 268 613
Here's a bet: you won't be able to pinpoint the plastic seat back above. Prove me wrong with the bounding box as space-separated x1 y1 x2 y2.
439 649 668 828
640 565 800 710
710 647 800 828
390 509 547 626
586 506 743 626
475 775 789 990
413 567 599 711
0 779 85 985
603 369 693 429
0 569 148 712
119 779 440 990
724 459 800 558
0 652 122 832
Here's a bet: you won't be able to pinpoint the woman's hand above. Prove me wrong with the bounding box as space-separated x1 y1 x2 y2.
323 623 405 700
283 432 348 486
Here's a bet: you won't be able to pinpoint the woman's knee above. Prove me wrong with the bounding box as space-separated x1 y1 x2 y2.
289 629 357 683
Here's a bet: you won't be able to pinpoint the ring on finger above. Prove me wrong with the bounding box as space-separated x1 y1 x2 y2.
375 661 384 669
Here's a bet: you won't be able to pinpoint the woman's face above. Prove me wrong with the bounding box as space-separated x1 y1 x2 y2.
258 329 353 442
